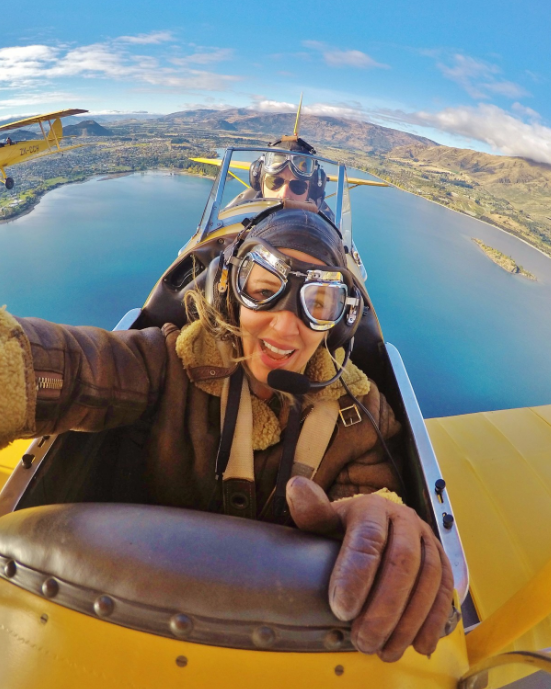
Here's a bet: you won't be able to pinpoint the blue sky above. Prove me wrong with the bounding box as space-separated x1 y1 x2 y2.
3 0 551 162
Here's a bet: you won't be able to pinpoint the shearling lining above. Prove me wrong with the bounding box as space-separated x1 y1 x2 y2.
175 322 371 451
0 308 36 450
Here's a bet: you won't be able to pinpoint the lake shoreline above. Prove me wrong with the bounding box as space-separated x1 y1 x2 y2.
383 177 551 263
4 166 551 267
0 168 215 227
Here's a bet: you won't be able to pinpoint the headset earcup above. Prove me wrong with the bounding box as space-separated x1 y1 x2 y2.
309 167 327 203
249 159 263 191
327 287 363 349
204 256 223 306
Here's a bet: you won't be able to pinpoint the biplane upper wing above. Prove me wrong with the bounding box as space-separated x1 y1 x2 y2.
0 109 88 132
190 158 389 187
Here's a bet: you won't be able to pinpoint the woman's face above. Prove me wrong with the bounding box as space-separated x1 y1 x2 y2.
239 248 327 399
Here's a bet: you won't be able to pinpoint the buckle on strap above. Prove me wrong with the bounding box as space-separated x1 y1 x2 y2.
339 404 362 427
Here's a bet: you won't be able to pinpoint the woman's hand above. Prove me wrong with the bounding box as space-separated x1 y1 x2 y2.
286 476 454 662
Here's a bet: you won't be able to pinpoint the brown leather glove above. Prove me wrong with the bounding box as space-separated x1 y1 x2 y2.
286 476 454 662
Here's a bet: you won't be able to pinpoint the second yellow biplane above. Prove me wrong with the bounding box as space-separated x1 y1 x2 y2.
0 108 88 190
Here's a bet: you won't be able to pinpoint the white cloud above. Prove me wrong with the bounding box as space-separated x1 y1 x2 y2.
302 41 389 69
172 48 234 66
0 45 59 83
483 80 528 99
252 98 366 120
116 31 174 45
512 102 541 120
324 50 388 69
0 91 73 109
437 53 528 100
254 99 296 113
0 38 241 94
380 104 551 164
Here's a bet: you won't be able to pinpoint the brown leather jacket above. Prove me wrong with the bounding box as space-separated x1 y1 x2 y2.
1 311 402 520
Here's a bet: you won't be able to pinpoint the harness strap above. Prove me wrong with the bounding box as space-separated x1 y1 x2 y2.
273 400 302 518
219 368 257 518
292 400 340 479
215 366 244 479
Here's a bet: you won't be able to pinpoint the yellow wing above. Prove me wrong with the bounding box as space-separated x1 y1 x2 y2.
190 157 389 188
0 109 88 132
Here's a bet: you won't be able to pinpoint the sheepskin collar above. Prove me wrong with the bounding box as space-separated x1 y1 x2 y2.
175 321 370 451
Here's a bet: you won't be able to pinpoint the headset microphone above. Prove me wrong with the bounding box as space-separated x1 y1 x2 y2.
267 339 354 394
267 370 311 395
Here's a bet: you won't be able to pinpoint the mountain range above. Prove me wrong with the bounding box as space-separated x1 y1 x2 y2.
158 108 437 154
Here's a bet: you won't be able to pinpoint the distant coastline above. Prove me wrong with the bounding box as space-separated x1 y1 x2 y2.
0 177 88 225
0 168 215 225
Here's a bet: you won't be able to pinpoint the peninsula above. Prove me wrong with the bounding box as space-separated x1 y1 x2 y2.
473 238 536 280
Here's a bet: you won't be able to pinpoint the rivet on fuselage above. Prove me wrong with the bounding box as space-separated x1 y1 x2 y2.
175 656 188 668
334 665 345 677
3 560 16 578
324 629 345 650
94 595 115 617
170 614 194 638
252 626 276 648
42 578 59 598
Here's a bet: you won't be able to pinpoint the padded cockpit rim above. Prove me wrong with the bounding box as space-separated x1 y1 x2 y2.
0 554 353 651
0 503 354 651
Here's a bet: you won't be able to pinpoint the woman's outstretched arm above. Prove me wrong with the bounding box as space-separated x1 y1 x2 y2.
0 309 168 448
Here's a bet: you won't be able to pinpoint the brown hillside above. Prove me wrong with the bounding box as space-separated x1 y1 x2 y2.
160 108 438 154
389 144 551 186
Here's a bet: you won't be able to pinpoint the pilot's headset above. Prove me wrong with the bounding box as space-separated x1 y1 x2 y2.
249 137 328 205
205 206 364 359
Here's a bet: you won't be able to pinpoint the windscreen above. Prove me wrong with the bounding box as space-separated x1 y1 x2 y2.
210 148 343 230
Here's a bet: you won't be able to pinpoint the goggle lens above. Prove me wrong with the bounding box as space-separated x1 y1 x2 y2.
264 152 315 177
236 253 348 328
263 174 309 195
237 259 284 304
301 283 347 323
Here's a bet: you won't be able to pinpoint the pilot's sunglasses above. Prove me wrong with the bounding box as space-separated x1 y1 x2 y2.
263 174 309 195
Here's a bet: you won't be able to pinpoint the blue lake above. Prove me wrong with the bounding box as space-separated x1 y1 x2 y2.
1 171 550 419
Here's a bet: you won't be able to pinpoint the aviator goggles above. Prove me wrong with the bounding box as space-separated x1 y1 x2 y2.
263 174 309 196
230 241 359 331
264 152 317 179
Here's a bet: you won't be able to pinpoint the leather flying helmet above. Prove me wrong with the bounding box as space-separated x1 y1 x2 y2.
209 207 363 350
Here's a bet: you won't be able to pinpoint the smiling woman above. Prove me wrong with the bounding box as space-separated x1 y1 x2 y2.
0 202 454 663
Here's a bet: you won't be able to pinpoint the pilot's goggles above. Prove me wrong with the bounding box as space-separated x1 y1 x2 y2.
263 174 309 196
264 152 316 179
231 242 358 331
